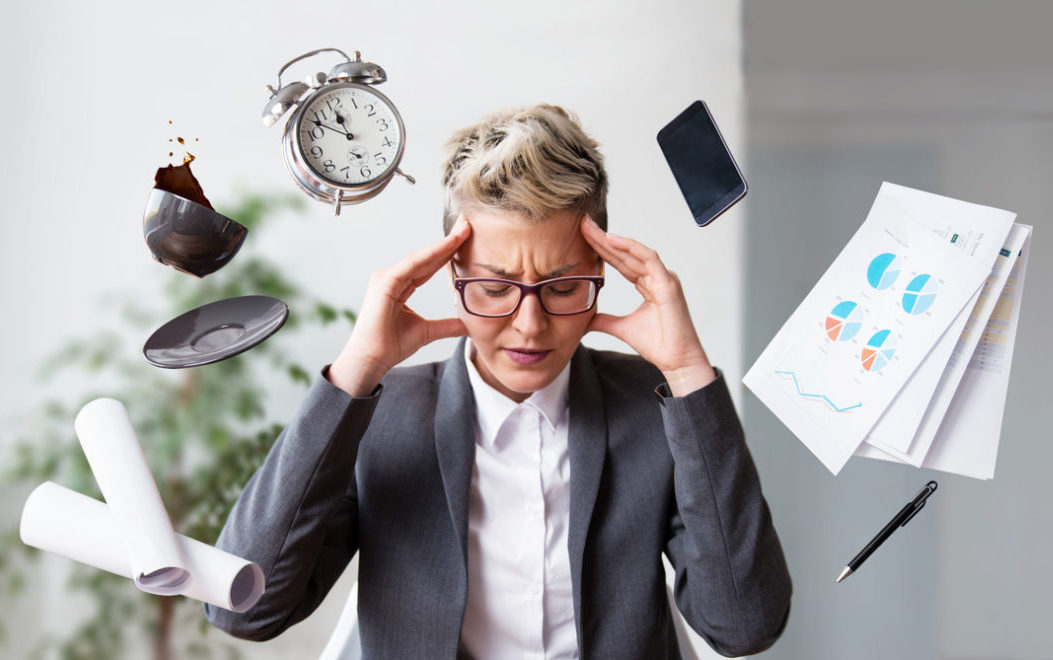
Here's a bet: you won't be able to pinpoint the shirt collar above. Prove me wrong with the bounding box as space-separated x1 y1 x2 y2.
463 339 571 446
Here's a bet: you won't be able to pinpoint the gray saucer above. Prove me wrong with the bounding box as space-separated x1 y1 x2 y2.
143 295 289 368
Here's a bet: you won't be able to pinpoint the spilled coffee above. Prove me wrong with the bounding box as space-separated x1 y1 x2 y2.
153 156 213 210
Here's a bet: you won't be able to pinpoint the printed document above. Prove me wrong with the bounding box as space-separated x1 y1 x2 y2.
744 183 1008 474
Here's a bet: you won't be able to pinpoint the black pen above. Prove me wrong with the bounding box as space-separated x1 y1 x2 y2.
837 480 938 583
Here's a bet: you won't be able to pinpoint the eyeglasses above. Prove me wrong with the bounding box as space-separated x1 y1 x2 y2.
451 261 605 318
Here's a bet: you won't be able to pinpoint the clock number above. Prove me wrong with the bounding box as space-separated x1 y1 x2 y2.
313 109 329 123
348 96 358 109
360 166 372 178
374 153 387 167
309 126 324 141
326 97 341 114
340 165 350 180
364 103 376 117
323 159 336 173
310 146 324 160
382 136 395 147
377 118 389 131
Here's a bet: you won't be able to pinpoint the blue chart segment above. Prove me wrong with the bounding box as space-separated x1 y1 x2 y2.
861 329 898 372
902 274 938 315
867 253 902 290
775 371 862 412
825 301 864 342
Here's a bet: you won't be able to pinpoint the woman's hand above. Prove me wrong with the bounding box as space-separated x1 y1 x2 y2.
581 215 717 396
328 217 472 397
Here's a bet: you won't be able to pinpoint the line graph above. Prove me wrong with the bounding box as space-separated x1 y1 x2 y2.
775 370 863 412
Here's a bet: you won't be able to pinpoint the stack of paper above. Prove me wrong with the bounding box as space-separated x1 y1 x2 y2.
19 398 266 612
744 182 1031 479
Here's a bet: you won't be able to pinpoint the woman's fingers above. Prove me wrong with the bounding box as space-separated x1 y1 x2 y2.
587 312 636 346
581 216 643 280
581 216 670 294
607 231 662 267
588 312 623 336
403 216 471 278
421 316 469 344
387 216 472 298
605 232 667 283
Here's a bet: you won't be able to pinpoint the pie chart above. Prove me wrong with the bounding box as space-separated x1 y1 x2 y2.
861 329 897 372
902 274 938 315
825 300 864 341
867 253 902 290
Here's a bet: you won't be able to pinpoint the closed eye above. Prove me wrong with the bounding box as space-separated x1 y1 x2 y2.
481 283 514 296
545 282 583 296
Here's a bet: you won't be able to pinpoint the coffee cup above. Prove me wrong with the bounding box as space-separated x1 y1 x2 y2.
143 188 248 278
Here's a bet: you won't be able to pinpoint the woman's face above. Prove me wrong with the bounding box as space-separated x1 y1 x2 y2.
451 207 600 402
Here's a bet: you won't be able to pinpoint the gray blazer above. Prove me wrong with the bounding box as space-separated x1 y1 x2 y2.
205 339 791 658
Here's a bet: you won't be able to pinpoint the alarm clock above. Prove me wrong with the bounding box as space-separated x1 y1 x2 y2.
262 48 414 215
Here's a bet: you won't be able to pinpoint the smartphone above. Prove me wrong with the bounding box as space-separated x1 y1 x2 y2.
657 100 747 227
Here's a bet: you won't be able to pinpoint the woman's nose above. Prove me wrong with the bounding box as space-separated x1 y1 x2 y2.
511 290 549 336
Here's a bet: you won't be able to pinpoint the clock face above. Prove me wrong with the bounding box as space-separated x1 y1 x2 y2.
296 84 403 186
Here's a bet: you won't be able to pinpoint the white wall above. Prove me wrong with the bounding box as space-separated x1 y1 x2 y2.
0 1 745 658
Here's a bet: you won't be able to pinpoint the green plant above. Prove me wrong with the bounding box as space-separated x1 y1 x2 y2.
0 191 356 660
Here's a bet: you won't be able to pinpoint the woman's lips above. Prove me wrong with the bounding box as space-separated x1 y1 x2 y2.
503 348 551 365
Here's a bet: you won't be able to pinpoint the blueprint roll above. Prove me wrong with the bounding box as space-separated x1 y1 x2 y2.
73 397 189 594
20 482 265 613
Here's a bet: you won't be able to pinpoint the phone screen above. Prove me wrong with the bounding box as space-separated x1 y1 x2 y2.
657 100 747 226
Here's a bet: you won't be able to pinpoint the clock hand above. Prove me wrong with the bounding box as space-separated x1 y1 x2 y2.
334 112 357 141
310 119 355 140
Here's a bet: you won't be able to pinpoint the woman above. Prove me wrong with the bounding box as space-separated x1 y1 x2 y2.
206 104 791 659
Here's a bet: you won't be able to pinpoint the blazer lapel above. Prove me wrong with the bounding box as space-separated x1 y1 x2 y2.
433 337 477 573
566 344 608 650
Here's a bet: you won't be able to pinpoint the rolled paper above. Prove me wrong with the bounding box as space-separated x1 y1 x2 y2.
20 482 265 613
74 398 189 594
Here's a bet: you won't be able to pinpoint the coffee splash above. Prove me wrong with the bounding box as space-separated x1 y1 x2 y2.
154 160 213 210
157 123 209 207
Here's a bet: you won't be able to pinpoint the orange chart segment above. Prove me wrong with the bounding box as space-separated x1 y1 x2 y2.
825 317 844 340
860 329 897 372
826 301 864 342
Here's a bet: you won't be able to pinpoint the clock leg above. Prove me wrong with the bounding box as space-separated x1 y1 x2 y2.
333 190 344 216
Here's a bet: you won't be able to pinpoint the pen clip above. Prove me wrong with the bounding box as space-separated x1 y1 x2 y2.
900 481 938 528
900 500 926 527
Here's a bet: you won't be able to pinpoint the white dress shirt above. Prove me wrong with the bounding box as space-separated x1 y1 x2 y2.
459 340 579 660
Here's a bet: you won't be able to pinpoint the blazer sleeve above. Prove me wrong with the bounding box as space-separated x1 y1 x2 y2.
204 367 382 641
657 369 792 658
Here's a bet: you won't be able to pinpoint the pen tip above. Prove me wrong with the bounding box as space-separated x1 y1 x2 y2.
836 567 852 583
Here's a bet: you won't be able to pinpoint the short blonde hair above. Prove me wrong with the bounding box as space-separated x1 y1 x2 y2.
441 104 608 234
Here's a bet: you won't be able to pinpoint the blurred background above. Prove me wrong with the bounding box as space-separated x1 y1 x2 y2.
0 1 1048 659
744 2 1051 659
